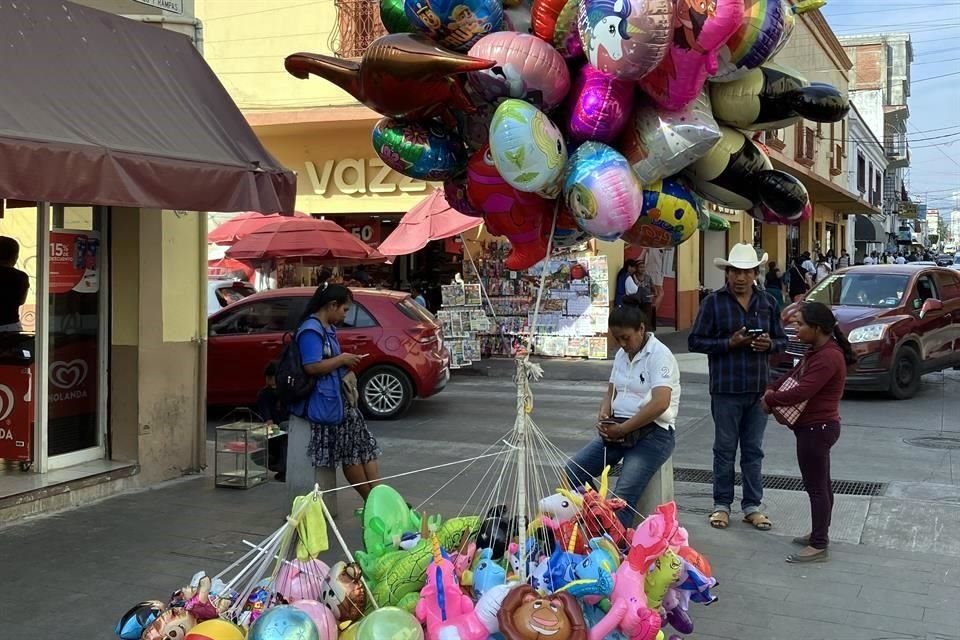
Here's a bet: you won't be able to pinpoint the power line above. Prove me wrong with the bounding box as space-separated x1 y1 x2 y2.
912 70 960 84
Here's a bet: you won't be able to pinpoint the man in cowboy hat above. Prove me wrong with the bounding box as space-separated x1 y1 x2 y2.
689 243 788 532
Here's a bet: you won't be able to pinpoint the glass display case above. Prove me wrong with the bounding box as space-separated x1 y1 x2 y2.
215 421 268 489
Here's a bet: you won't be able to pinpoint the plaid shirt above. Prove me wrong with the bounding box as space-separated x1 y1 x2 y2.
688 285 788 394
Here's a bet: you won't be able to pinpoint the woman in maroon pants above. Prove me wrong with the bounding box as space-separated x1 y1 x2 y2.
762 302 856 563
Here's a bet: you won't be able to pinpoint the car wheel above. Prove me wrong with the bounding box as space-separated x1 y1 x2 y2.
889 346 921 400
359 366 413 420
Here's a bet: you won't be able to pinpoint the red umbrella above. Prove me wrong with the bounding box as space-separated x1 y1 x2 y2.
378 188 482 257
225 217 386 263
208 257 254 281
208 211 308 245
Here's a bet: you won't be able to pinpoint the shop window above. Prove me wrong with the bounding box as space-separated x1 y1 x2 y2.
795 125 815 166
873 171 883 206
766 127 786 152
334 0 387 58
342 302 377 329
856 153 866 193
829 122 843 176
210 300 296 335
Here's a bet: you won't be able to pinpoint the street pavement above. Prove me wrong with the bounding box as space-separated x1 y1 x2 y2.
4 368 960 639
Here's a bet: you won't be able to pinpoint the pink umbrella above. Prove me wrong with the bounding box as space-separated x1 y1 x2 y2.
378 189 482 257
208 211 309 245
225 217 386 264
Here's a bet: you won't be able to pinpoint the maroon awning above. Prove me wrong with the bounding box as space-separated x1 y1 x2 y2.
0 0 296 213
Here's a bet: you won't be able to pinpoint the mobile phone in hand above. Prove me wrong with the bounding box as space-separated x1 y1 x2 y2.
745 328 765 338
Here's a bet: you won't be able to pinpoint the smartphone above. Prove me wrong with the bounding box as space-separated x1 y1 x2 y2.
357 353 370 359
745 328 765 338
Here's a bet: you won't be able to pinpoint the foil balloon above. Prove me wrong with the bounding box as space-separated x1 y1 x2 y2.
503 4 533 33
489 99 567 197
684 126 808 216
445 175 484 216
619 90 721 185
532 0 584 58
468 32 572 110
380 0 416 33
578 0 673 80
115 600 164 640
553 206 592 249
564 142 642 241
622 178 703 249
748 200 811 225
455 96 497 151
567 64 633 144
141 608 197 640
285 34 495 121
712 0 786 83
467 146 551 270
248 606 320 640
358 607 425 640
185 619 246 640
710 63 849 130
638 0 745 112
372 117 467 181
292 600 339 639
770 0 825 58
403 0 503 51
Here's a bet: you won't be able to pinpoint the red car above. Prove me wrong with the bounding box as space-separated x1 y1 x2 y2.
772 264 960 399
207 287 450 419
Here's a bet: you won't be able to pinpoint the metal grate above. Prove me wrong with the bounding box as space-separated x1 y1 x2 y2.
609 464 887 497
333 0 387 58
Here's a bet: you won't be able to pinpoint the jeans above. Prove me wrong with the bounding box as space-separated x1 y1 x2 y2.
711 393 768 514
566 425 675 529
795 422 841 549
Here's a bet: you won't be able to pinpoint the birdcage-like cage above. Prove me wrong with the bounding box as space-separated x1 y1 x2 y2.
332 0 387 59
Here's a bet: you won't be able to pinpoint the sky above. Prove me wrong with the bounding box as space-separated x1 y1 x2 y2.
821 0 960 214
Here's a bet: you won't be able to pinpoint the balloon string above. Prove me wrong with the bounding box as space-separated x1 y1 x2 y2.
529 199 561 343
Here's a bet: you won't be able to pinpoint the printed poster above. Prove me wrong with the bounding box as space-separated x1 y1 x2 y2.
49 231 100 294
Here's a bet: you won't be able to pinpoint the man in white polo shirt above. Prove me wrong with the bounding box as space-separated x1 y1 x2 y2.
566 296 681 529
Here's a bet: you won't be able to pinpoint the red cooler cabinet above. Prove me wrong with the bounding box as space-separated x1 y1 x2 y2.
0 364 33 466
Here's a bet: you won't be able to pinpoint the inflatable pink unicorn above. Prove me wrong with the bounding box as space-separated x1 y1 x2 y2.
415 540 492 640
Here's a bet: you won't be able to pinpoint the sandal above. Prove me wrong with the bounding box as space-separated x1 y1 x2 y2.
743 512 773 531
708 511 729 529
786 548 829 563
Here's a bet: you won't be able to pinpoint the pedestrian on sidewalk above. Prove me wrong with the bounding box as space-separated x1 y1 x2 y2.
625 258 657 329
763 261 785 310
762 302 855 564
689 243 787 532
287 284 382 504
566 294 681 529
614 259 638 307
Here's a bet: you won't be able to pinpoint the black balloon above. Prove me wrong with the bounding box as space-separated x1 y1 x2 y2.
791 82 850 123
756 171 809 219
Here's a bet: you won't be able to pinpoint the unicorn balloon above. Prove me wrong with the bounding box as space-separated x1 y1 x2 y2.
415 539 492 640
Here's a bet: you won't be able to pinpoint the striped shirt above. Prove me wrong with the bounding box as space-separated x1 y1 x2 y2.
688 286 788 394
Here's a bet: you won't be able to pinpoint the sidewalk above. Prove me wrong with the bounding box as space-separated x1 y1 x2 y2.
3 474 958 640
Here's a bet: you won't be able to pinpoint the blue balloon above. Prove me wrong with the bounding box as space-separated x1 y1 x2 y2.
372 117 467 181
404 0 503 52
248 606 320 640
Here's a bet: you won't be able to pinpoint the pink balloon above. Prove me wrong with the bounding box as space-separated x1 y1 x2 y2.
292 600 338 639
468 31 571 110
567 64 634 143
638 0 745 111
275 559 330 602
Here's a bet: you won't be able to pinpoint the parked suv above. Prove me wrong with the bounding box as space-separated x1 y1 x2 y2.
207 288 450 419
771 265 960 399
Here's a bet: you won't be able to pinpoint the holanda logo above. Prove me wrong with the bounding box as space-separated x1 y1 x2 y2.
50 359 89 390
0 384 14 422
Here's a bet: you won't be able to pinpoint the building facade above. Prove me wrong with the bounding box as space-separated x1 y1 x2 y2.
839 33 915 252
0 0 292 522
845 101 889 262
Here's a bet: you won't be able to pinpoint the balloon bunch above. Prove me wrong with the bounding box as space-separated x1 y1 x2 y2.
284 0 845 269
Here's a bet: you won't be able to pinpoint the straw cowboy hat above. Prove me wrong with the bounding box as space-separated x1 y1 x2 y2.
714 243 768 270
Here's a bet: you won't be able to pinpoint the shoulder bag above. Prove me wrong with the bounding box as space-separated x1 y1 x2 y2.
771 361 808 427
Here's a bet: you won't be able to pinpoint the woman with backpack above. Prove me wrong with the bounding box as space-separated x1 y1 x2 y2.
286 284 381 503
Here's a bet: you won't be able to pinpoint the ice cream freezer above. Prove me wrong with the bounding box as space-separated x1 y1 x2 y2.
0 333 34 468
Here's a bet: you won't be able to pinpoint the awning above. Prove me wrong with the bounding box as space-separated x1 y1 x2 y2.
378 189 482 257
854 216 886 243
0 0 296 213
771 157 880 216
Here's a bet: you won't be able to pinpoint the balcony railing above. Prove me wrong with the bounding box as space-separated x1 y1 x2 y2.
333 0 387 58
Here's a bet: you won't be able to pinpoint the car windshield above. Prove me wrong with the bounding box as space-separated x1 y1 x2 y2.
806 273 909 308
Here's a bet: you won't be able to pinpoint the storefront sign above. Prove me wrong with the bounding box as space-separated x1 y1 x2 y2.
0 376 30 457
340 219 382 246
131 0 184 14
48 339 98 420
49 231 100 294
304 159 429 196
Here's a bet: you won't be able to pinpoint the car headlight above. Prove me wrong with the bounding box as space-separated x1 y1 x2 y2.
848 324 890 343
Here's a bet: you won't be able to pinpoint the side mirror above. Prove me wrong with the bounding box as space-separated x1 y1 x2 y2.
920 298 943 320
